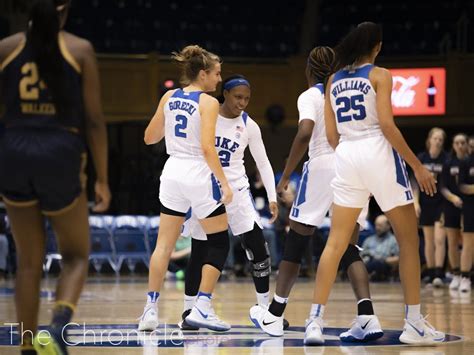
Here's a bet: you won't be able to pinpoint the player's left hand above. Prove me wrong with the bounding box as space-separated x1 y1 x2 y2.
269 201 279 223
276 176 290 195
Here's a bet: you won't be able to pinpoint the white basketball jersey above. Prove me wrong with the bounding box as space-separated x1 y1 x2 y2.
163 89 204 159
329 64 382 141
297 83 333 159
215 112 252 183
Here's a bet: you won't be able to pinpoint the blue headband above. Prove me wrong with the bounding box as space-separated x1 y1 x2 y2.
223 78 250 91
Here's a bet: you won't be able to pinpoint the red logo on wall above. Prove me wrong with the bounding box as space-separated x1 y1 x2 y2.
390 68 446 116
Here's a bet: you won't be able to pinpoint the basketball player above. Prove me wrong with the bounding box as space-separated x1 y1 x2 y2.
0 1 110 354
440 134 468 291
177 75 279 330
458 135 474 292
302 22 445 345
415 128 447 287
138 45 233 332
250 47 383 342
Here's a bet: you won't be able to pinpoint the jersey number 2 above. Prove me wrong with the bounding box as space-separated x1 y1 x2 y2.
19 62 45 100
336 94 366 123
174 114 188 138
218 151 231 167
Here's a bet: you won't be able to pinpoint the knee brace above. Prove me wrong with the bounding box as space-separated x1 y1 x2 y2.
282 229 310 263
241 225 271 278
340 244 363 270
203 230 229 272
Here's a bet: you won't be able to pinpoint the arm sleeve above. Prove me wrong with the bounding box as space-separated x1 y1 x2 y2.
248 119 277 203
297 90 317 123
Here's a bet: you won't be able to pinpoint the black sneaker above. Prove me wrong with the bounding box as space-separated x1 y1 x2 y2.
178 309 199 331
283 318 290 330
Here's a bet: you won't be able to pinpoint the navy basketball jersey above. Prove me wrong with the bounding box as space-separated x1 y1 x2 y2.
459 153 474 202
329 64 381 141
0 33 84 131
441 154 462 196
417 150 447 204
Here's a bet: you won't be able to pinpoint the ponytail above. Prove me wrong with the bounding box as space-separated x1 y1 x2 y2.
28 0 71 117
335 22 382 70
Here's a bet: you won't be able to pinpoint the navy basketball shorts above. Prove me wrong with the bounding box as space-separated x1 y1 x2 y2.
443 202 462 229
419 202 443 227
0 128 87 215
462 198 474 233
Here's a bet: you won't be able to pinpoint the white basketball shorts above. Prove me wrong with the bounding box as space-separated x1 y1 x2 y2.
183 178 263 241
331 135 414 212
290 153 367 227
159 156 222 219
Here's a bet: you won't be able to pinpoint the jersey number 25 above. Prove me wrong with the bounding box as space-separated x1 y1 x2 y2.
336 94 367 123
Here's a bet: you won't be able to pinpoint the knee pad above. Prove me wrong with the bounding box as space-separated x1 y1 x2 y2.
203 230 229 272
241 225 271 278
282 229 310 263
340 244 362 270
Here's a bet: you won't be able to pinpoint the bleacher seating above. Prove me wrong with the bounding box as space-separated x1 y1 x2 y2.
318 0 467 56
3 213 374 275
112 215 150 272
61 0 472 56
65 0 303 57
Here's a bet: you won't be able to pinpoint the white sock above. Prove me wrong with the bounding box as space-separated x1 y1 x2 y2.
310 304 325 318
256 292 270 307
146 291 159 307
184 294 197 312
195 291 212 311
405 304 421 322
273 294 289 304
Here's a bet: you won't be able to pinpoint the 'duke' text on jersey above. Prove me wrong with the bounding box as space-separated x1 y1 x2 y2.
215 136 240 153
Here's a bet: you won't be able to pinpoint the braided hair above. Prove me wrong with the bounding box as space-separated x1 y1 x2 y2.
306 46 336 90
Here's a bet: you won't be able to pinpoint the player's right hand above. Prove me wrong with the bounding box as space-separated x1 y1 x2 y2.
414 165 437 197
221 184 233 205
93 181 111 212
451 195 463 208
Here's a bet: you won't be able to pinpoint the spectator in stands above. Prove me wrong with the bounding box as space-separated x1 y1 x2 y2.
441 133 468 290
361 215 399 281
458 135 474 292
0 216 8 280
414 128 447 287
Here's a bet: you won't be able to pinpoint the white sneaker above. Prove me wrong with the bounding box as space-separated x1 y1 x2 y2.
339 315 384 342
459 277 471 293
249 304 284 337
304 317 324 345
185 304 231 332
399 316 445 345
432 277 444 288
138 305 159 331
449 275 461 290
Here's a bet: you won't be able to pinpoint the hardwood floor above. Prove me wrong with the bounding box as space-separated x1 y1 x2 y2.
0 275 472 354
